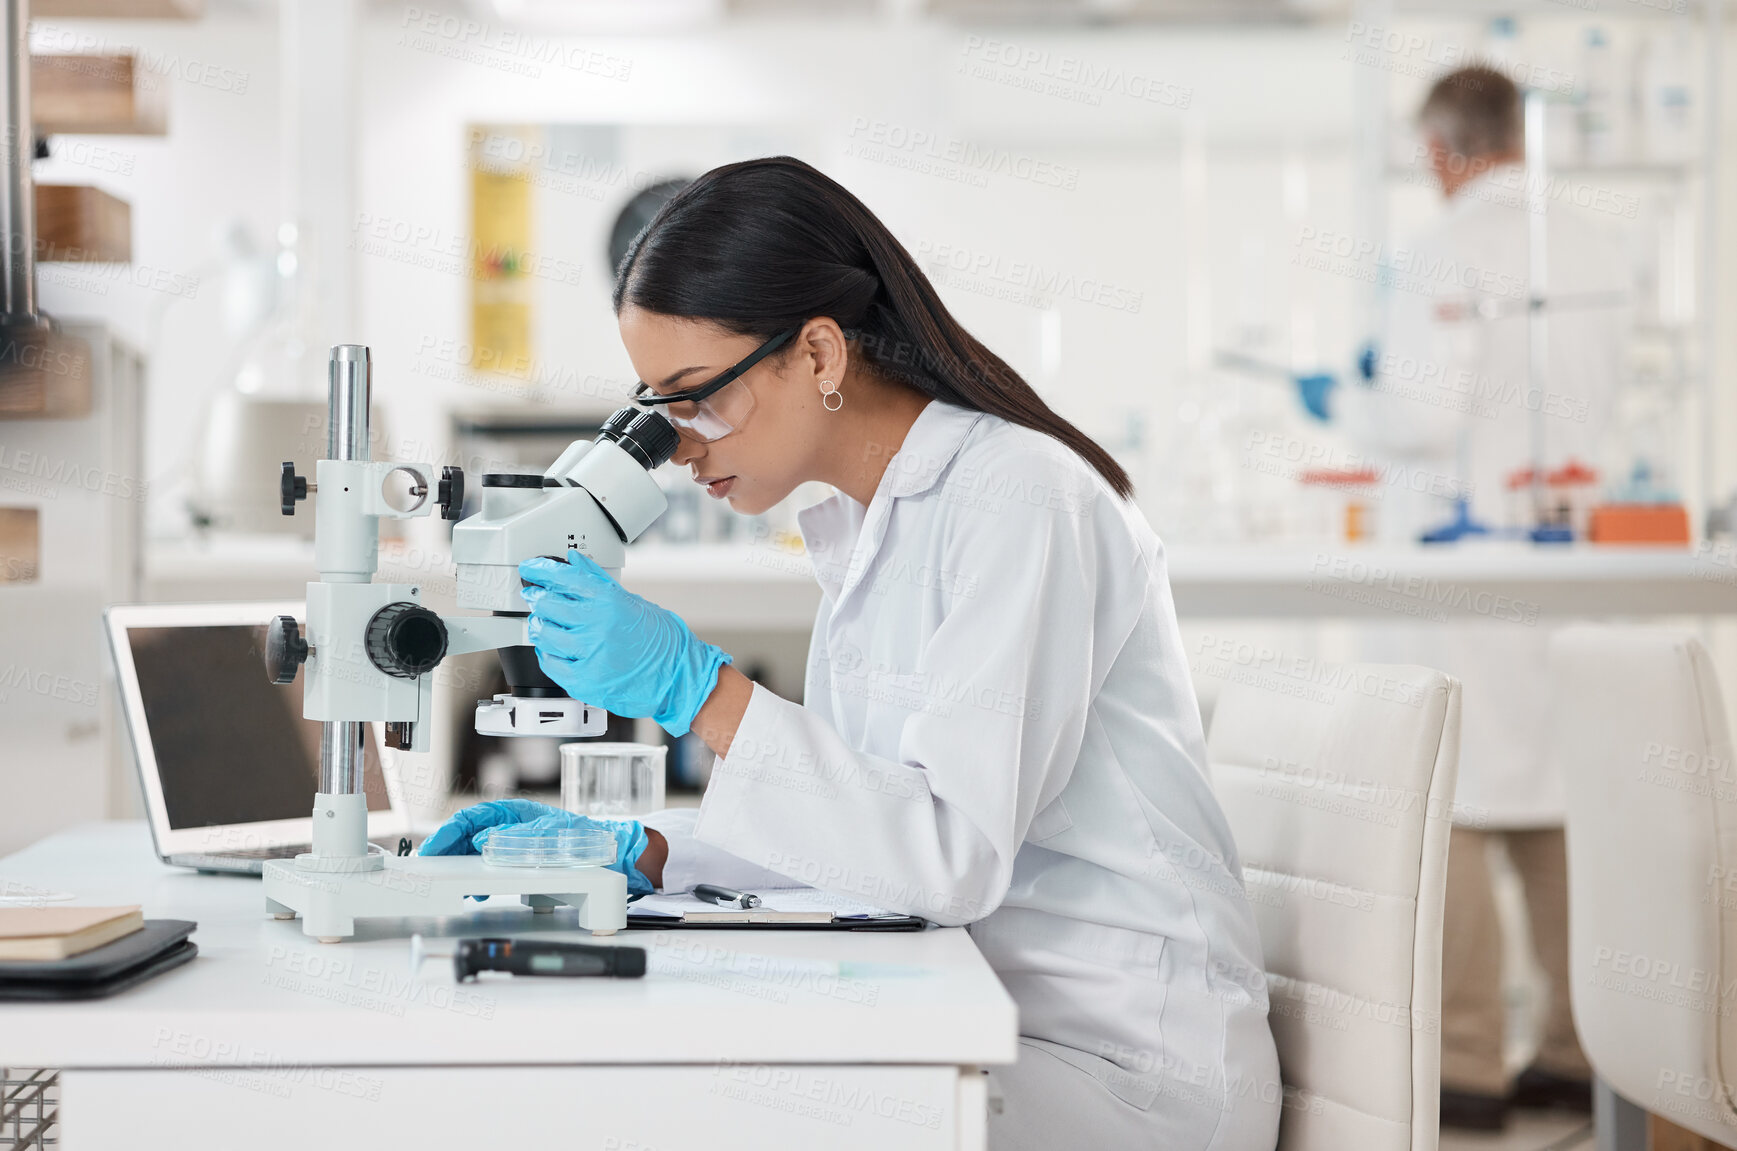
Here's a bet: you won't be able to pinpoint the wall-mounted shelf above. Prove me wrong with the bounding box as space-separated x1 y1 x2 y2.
0 507 39 581
0 328 93 418
32 0 201 17
32 54 167 136
35 184 130 263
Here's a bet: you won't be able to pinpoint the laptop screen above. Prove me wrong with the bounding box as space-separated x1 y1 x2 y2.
123 623 390 830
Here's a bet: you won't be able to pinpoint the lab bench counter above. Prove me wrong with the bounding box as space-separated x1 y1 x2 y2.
0 822 1017 1151
148 536 1737 626
1167 542 1737 619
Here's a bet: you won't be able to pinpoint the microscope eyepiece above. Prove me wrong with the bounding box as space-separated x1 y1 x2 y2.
599 408 637 438
598 408 679 471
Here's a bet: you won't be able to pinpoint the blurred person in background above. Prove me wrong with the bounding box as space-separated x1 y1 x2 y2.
1295 65 1630 1131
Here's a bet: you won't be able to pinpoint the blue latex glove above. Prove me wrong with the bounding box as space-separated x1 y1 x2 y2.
1295 372 1338 422
519 550 732 738
418 798 653 896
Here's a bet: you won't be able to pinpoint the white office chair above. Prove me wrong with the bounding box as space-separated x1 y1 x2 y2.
1209 664 1462 1151
1554 625 1737 1150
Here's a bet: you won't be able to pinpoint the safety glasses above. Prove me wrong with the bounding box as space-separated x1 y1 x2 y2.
630 327 798 443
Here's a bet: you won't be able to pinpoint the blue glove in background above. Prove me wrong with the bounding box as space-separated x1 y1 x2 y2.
418 798 653 896
1357 340 1379 384
1295 372 1337 422
520 550 732 738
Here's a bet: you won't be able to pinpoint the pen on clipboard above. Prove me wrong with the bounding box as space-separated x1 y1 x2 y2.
693 883 761 910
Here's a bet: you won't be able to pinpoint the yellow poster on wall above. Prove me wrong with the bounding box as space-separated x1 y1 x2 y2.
469 124 536 379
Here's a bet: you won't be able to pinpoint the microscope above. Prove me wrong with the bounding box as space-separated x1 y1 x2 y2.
261 344 677 942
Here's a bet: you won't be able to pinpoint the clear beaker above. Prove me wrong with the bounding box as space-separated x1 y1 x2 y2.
559 741 667 818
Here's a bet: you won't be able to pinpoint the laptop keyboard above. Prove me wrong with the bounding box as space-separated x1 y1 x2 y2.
224 845 310 859
174 840 417 868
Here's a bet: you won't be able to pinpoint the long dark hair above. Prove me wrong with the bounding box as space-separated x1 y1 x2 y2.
612 156 1133 500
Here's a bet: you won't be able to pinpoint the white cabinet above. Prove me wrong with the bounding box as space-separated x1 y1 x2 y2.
0 322 145 854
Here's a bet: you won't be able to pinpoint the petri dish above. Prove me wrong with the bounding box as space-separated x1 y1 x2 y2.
480 827 615 869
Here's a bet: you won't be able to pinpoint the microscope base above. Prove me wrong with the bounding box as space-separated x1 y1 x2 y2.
261 855 628 943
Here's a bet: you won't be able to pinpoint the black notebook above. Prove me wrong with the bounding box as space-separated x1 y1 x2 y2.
0 919 198 1000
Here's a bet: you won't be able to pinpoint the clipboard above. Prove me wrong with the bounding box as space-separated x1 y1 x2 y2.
625 912 924 931
625 889 925 932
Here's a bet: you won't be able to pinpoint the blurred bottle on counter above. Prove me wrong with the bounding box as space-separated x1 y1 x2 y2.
1299 468 1380 543
1505 461 1599 541
1152 382 1249 545
657 467 703 543
645 465 775 545
1478 17 1519 71
1634 26 1695 164
1578 27 1623 165
1589 459 1689 545
1109 409 1149 510
1477 19 1580 168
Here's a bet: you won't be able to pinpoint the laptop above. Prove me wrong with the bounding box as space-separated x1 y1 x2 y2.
104 601 414 874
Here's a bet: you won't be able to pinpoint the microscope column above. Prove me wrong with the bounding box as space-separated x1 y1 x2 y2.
311 345 374 863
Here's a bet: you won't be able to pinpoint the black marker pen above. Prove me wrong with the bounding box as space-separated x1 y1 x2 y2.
692 884 762 910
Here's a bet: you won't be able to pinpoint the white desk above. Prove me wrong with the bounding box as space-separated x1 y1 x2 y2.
0 823 1018 1151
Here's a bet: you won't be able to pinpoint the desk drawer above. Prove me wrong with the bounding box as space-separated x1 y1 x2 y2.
62 1063 977 1150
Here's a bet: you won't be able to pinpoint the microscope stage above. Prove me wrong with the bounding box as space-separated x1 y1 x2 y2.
261 854 628 943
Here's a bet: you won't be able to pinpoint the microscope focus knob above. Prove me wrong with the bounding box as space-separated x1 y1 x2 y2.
280 462 308 516
365 602 449 680
437 466 465 520
265 616 308 685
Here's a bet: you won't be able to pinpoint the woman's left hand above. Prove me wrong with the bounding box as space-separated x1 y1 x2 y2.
519 550 733 737
418 799 655 896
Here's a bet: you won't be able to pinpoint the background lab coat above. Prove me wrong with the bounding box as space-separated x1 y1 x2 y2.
649 400 1281 1150
1341 163 1631 827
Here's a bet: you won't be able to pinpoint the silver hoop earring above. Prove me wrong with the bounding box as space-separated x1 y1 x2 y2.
820 380 843 412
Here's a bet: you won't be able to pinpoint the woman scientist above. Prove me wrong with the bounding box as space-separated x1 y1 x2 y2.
421 156 1281 1151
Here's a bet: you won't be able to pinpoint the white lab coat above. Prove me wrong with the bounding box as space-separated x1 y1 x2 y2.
1340 164 1631 827
648 399 1281 1151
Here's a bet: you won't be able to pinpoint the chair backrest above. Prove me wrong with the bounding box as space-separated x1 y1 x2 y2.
1209 663 1461 1151
1555 625 1737 1144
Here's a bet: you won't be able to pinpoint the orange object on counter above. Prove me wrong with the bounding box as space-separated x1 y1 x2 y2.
1588 504 1691 545
1298 467 1380 485
1299 467 1380 542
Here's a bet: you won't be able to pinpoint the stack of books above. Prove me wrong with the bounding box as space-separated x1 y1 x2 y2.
0 906 145 960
